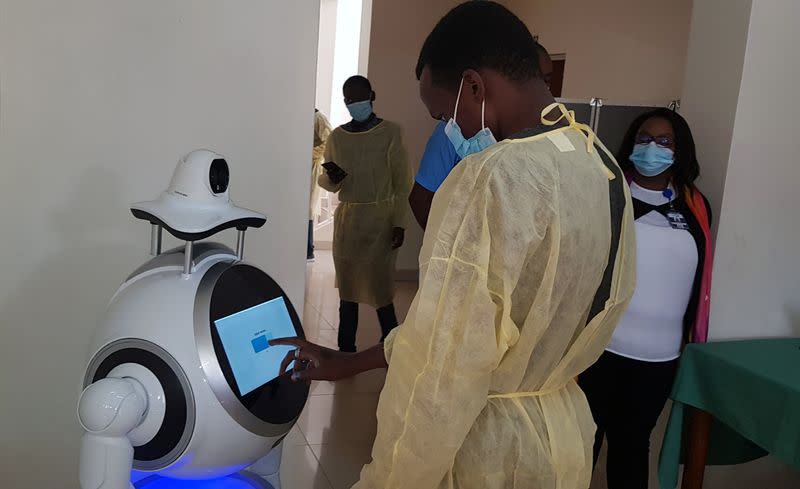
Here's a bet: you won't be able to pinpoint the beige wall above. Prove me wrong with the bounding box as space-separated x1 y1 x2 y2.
367 0 463 272
0 1 319 486
501 0 692 105
372 0 694 272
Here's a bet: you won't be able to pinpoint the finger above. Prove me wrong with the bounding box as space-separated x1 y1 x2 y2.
293 348 321 366
282 352 316 376
279 350 296 375
270 337 304 347
272 337 305 374
291 367 319 383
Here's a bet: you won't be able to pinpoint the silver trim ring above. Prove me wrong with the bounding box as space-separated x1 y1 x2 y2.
194 262 299 438
83 338 196 471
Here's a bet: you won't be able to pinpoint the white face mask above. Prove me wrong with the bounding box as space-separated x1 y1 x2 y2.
443 78 497 159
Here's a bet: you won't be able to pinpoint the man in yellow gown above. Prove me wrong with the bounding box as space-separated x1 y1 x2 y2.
275 2 635 488
319 75 412 352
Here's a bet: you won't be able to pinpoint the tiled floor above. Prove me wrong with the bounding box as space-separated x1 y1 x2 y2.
278 250 417 489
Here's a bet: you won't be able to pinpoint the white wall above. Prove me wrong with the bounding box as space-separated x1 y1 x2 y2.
358 0 373 76
0 1 319 487
680 0 752 235
329 0 365 127
315 0 371 123
316 0 338 116
678 1 800 487
709 0 800 341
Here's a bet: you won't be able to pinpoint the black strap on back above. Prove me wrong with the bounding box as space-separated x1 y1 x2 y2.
586 145 627 325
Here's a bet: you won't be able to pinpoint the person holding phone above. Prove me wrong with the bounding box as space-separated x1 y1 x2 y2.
318 75 412 352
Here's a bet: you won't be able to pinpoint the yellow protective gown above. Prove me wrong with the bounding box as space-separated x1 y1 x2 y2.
319 120 412 308
353 105 636 489
310 110 332 220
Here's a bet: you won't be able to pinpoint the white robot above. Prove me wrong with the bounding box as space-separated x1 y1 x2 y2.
77 150 309 489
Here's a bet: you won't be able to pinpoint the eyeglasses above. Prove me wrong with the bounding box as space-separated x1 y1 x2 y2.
636 134 674 147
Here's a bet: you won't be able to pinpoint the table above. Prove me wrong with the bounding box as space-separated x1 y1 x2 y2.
658 338 800 489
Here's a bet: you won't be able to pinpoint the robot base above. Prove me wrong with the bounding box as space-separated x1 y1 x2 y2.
135 471 273 489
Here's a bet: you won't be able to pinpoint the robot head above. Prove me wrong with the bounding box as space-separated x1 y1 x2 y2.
131 150 265 240
167 149 231 203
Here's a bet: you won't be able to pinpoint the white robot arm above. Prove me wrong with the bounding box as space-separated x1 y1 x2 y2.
78 377 148 489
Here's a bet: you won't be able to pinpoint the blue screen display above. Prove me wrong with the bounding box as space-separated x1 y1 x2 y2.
213 297 297 395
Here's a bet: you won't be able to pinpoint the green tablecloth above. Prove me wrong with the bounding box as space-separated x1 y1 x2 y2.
658 338 800 489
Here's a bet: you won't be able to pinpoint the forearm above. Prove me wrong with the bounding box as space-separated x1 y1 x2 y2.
347 344 388 376
409 197 430 230
408 183 434 230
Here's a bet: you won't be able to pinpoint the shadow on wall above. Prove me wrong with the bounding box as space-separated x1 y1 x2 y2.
0 167 142 487
786 306 800 337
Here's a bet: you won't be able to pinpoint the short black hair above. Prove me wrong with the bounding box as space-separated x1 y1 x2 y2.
343 75 372 93
536 42 548 56
416 1 541 90
536 42 552 73
536 42 550 61
618 108 701 191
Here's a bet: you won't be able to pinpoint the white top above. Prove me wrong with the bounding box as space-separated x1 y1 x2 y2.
606 183 698 362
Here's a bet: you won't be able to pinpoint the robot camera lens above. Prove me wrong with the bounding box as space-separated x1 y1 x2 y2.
209 159 230 194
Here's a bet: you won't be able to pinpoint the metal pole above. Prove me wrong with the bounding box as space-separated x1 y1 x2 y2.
236 229 246 261
183 241 194 276
592 97 604 134
150 224 163 256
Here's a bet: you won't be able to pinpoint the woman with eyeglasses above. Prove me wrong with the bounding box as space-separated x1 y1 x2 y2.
579 108 714 489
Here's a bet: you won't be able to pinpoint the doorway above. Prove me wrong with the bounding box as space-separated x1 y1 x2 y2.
549 54 566 98
314 0 373 248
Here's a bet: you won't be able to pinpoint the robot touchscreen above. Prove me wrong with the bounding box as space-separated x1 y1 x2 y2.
214 297 298 396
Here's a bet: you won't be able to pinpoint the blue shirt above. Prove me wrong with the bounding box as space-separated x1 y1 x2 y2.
415 122 461 192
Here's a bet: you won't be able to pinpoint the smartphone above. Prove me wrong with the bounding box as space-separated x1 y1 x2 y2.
322 162 339 171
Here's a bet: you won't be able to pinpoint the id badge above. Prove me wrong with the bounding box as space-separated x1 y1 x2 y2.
667 210 689 230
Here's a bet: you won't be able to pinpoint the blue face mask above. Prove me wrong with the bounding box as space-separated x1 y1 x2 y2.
346 100 373 122
630 142 674 177
444 78 497 159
